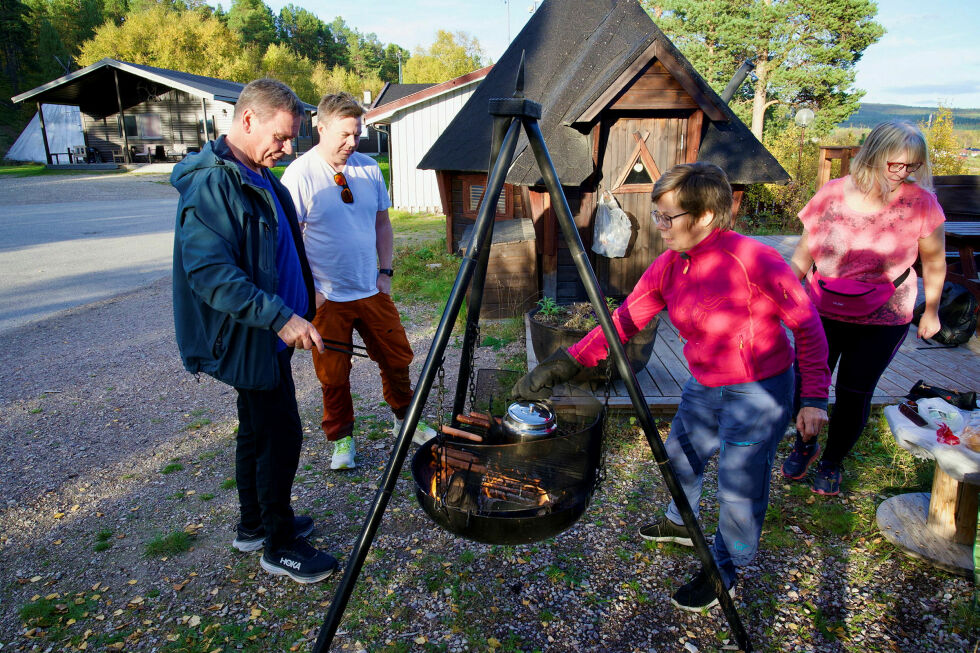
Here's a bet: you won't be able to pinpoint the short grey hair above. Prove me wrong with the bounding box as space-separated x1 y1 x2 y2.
234 78 304 121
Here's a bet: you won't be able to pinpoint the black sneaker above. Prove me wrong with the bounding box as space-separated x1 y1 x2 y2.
781 440 820 480
261 537 338 584
232 515 315 552
638 517 693 546
670 568 735 613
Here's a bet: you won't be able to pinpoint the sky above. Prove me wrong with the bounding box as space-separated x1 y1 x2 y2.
266 0 980 109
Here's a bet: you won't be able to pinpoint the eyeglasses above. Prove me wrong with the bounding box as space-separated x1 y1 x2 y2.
651 209 689 228
334 171 354 204
886 161 922 174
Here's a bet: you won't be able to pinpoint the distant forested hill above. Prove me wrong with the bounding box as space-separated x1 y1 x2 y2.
842 104 980 131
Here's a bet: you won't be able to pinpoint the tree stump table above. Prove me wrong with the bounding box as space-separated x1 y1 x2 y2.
877 405 979 577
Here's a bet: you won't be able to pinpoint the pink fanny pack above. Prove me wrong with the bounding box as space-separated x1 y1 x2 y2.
809 267 911 317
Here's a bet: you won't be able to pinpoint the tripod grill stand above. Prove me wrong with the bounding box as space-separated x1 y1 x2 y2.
313 58 752 652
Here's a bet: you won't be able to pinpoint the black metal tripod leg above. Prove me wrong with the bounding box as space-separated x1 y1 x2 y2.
521 118 752 652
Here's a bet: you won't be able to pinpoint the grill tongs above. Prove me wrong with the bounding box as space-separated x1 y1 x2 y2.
320 338 369 358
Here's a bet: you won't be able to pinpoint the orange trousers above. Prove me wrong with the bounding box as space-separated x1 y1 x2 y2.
311 292 414 441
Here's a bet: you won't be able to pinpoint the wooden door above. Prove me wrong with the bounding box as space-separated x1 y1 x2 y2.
596 115 688 296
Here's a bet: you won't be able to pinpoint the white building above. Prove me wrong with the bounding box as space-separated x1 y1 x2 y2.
364 67 491 213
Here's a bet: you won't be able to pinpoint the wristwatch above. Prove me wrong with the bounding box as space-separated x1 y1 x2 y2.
378 268 394 277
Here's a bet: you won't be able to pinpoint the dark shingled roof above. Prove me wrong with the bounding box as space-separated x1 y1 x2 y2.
417 0 788 186
373 83 436 108
12 58 316 118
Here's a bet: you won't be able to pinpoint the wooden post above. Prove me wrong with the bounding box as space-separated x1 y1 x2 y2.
114 69 131 163
201 98 210 144
926 464 979 545
36 102 52 165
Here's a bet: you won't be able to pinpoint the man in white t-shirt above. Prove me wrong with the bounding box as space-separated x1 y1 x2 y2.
282 92 434 470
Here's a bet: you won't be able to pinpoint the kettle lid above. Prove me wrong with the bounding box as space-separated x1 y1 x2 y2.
504 400 557 436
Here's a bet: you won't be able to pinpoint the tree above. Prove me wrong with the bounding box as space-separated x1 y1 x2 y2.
378 43 409 83
403 30 485 83
276 4 343 67
922 105 965 176
0 0 31 92
260 42 316 104
226 0 275 51
642 0 884 139
78 5 252 81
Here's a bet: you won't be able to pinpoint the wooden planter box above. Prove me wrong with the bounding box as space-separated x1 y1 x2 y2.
526 305 659 382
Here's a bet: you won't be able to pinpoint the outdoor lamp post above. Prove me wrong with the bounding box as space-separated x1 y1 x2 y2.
794 108 815 182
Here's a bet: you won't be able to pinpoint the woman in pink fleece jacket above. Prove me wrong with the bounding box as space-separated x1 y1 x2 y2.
513 162 830 612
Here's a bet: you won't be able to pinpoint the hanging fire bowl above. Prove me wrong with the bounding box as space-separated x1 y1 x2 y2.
411 374 603 545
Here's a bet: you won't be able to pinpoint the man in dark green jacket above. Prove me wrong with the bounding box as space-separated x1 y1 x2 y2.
172 79 336 584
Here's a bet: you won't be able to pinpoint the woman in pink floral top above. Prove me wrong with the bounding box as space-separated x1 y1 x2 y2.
781 121 947 496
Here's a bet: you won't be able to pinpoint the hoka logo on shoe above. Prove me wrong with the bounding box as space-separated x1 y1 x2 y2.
280 557 302 570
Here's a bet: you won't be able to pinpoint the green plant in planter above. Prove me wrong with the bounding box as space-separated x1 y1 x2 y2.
534 298 620 331
536 296 561 319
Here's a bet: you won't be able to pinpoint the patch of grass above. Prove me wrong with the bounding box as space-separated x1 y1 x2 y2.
160 462 184 474
28 406 42 414
198 450 218 461
144 530 193 557
220 477 237 490
94 529 114 552
185 418 211 430
391 237 461 308
199 492 215 501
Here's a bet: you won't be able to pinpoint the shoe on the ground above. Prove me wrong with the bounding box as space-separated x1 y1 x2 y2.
638 517 693 546
393 416 437 445
260 537 338 584
781 439 820 480
670 568 735 613
811 461 842 496
232 514 315 552
331 436 356 470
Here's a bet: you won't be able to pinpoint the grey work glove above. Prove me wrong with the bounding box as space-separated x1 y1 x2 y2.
511 348 583 400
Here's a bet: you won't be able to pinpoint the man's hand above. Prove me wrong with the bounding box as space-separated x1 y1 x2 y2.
376 273 392 295
796 406 828 441
277 314 324 352
315 291 327 310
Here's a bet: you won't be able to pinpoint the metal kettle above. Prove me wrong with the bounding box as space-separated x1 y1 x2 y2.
501 400 558 442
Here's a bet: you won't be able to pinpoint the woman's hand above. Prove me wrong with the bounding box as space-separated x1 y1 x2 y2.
796 406 828 441
917 308 942 340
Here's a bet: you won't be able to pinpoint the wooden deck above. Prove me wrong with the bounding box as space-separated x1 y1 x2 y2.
532 235 980 415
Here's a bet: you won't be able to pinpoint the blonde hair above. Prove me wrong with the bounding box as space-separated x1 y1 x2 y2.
851 121 933 203
651 162 733 231
316 93 364 125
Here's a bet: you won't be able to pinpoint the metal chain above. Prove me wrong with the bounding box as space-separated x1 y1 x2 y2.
467 322 480 414
437 365 447 430
595 353 613 491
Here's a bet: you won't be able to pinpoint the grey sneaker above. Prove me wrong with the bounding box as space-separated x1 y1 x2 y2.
638 517 693 546
330 436 356 470
232 515 315 552
393 416 437 445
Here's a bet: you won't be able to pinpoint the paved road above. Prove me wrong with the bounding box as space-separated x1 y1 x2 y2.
0 173 178 334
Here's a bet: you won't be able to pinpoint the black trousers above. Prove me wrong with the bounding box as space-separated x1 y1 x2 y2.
795 317 908 466
235 348 302 550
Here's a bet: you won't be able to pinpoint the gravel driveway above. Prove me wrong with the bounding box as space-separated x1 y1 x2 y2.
0 173 974 652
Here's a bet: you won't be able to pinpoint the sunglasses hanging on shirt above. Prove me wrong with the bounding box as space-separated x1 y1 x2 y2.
334 171 354 204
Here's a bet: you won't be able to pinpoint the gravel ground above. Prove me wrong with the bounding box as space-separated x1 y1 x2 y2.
0 173 976 652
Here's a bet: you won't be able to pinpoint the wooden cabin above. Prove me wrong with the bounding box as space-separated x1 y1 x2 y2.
418 0 789 312
13 59 316 165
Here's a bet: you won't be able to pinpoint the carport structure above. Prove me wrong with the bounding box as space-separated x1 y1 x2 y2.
11 58 315 165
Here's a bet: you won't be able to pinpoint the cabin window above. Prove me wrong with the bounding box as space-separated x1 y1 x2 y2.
462 178 512 219
121 114 163 139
